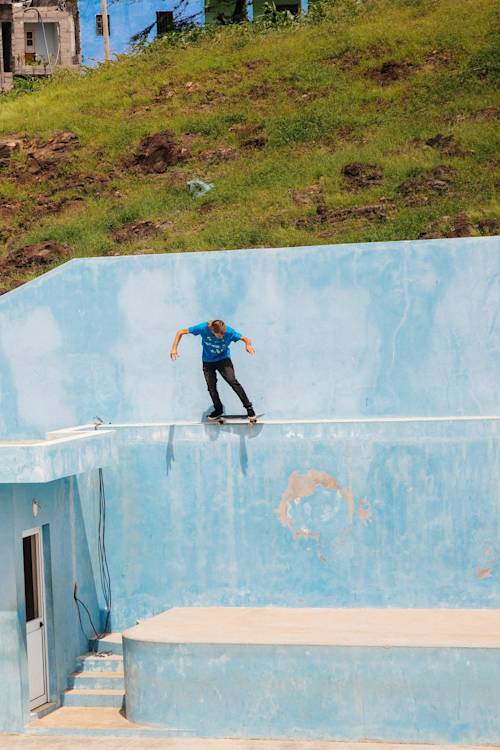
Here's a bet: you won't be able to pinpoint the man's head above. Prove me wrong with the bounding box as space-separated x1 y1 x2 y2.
209 319 226 339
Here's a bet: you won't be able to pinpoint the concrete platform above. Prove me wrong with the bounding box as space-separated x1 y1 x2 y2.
123 607 500 648
123 607 500 744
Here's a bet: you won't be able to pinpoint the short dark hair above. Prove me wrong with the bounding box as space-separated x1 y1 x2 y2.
209 319 226 334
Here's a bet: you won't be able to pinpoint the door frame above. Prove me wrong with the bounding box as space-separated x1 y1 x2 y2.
22 527 50 710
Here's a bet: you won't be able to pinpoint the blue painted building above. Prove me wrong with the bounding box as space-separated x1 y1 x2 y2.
0 238 499 741
78 0 308 64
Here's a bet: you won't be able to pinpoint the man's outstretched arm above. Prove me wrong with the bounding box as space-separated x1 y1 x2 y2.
170 328 189 360
239 335 255 355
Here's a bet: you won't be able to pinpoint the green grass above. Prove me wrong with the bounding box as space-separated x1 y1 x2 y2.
0 0 498 289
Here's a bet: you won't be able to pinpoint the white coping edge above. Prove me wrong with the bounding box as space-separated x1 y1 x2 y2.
71 415 500 430
1 415 498 448
0 429 114 449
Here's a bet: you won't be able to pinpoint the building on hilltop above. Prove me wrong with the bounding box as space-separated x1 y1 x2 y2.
79 0 308 63
0 0 308 85
0 0 80 91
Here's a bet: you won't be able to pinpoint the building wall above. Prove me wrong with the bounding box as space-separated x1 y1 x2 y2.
77 0 307 64
78 0 204 63
0 476 100 731
11 3 79 76
0 238 498 440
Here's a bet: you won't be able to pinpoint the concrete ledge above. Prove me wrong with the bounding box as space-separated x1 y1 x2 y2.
123 606 500 648
0 429 117 483
122 607 500 743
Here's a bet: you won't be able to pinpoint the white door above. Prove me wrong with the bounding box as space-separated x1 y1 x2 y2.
22 529 48 710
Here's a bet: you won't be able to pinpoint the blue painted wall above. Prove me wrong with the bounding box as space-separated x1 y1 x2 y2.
0 476 101 731
77 0 300 64
0 238 498 440
0 238 499 734
76 418 500 631
123 639 500 742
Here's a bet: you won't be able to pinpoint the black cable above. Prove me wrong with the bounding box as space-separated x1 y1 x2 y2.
73 468 112 646
98 468 112 635
74 588 101 641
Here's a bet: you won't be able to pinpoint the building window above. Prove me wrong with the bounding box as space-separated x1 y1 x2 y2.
95 14 111 36
26 30 33 48
156 11 174 36
276 2 299 13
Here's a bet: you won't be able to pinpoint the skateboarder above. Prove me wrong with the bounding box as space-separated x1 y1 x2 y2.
170 320 256 421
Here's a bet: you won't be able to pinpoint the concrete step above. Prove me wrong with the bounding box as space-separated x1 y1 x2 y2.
89 632 123 655
122 606 500 743
62 688 124 708
75 653 123 672
29 701 57 720
24 706 500 745
27 706 190 737
68 671 125 690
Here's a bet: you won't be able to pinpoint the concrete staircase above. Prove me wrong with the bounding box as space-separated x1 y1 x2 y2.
62 634 124 709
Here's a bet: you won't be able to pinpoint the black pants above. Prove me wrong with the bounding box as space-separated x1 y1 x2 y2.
203 358 252 411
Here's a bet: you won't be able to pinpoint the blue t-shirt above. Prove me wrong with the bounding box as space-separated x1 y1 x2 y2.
188 322 242 362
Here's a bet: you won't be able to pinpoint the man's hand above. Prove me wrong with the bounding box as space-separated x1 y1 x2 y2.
170 328 189 361
245 342 255 355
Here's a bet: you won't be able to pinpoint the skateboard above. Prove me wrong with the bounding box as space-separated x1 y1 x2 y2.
208 413 264 426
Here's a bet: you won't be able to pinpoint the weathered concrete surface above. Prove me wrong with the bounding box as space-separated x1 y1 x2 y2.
74 419 500 630
123 606 500 647
0 430 116 483
1 238 498 439
2 734 496 750
123 637 500 742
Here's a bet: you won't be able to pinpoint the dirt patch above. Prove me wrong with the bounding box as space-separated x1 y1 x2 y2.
324 48 361 70
246 82 273 100
477 218 500 235
34 194 85 216
369 60 417 84
398 164 457 205
202 89 227 105
199 147 237 164
469 106 499 122
424 133 464 156
423 49 457 70
111 220 169 243
154 86 177 102
131 131 189 173
198 201 216 214
0 137 24 167
0 200 20 221
26 131 80 176
341 162 383 191
0 240 70 274
244 60 269 71
241 135 267 149
230 123 267 150
296 200 392 229
420 213 500 239
447 106 499 125
290 181 324 206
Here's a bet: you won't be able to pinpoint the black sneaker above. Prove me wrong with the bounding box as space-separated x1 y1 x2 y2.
208 408 224 421
247 407 256 419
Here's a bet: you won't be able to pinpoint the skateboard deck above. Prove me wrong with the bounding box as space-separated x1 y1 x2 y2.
208 413 264 425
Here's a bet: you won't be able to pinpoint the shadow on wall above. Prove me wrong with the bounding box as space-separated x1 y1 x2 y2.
165 412 264 477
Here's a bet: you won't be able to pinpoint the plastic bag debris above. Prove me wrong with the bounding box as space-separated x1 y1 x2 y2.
187 179 214 197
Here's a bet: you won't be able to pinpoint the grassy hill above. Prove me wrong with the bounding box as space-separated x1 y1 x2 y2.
0 0 498 292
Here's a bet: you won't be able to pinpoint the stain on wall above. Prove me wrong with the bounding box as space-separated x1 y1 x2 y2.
277 468 372 561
